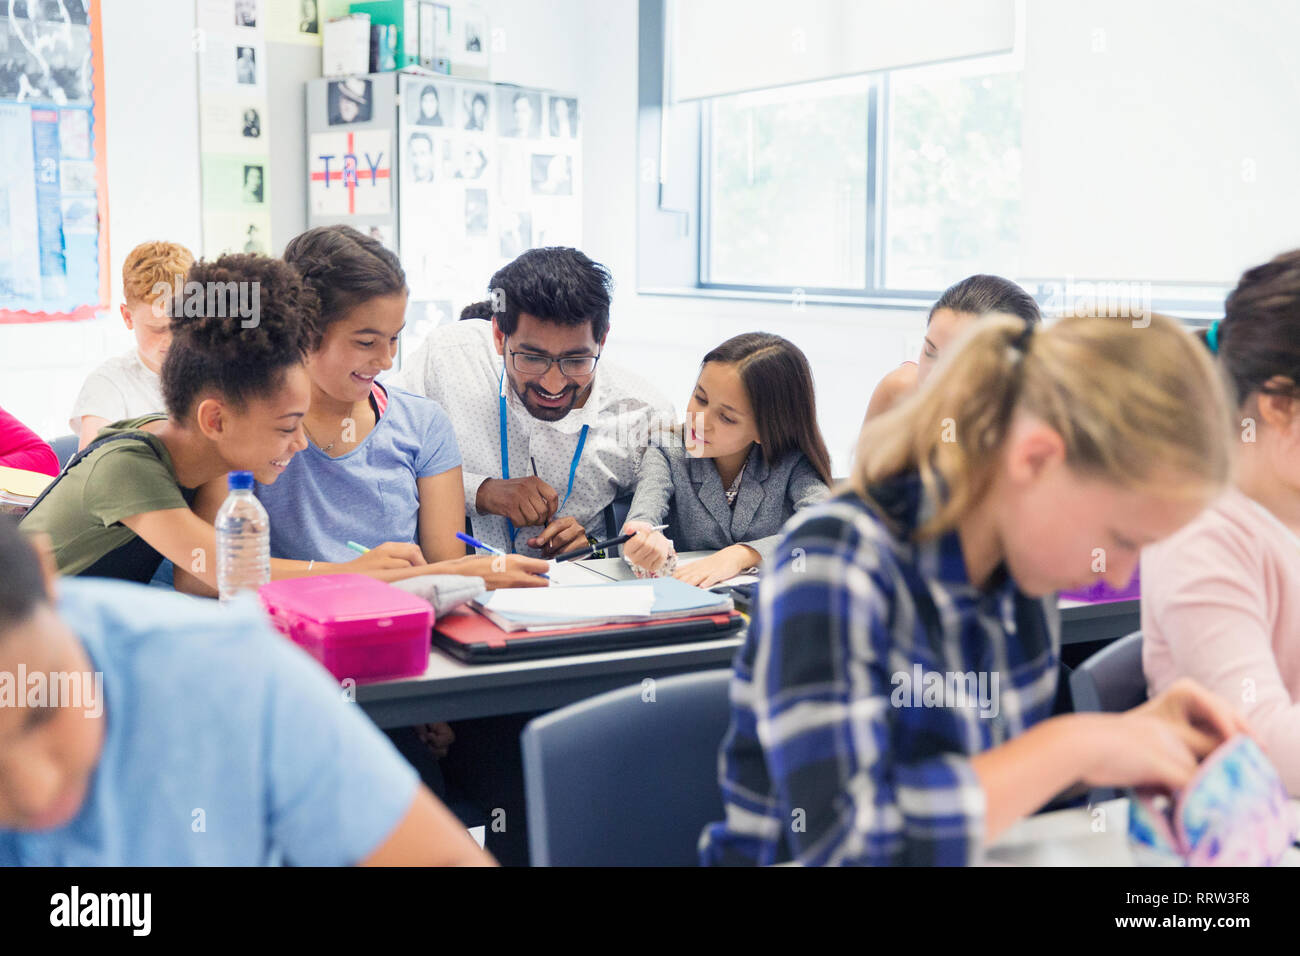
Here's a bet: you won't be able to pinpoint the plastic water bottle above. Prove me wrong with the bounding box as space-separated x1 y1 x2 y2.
215 471 270 606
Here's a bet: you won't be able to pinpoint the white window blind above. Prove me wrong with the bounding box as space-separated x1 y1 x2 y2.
670 0 1016 102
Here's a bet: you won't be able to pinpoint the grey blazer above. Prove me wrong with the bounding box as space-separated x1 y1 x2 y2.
625 436 829 564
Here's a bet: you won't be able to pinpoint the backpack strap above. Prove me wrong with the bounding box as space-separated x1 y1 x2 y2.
22 430 163 518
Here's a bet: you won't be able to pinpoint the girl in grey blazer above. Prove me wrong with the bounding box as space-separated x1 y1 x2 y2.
623 333 833 588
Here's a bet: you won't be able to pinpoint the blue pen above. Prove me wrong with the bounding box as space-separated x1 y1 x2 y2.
456 531 505 555
456 531 549 579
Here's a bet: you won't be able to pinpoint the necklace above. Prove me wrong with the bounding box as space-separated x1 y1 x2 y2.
302 421 337 453
724 463 746 508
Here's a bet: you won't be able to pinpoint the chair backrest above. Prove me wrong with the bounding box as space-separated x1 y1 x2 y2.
49 434 78 471
601 492 634 555
1069 630 1146 714
521 668 732 866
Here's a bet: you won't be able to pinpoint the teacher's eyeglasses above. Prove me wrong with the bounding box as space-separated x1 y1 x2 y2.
509 348 600 377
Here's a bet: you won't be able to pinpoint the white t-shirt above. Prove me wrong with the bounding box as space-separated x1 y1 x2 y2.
69 350 166 432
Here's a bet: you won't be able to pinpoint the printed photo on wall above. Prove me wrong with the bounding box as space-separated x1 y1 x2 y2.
445 141 488 180
499 210 531 258
410 81 447 126
235 0 257 27
530 154 573 195
328 77 372 125
299 0 319 34
242 107 261 138
464 188 489 236
407 131 435 183
244 222 267 254
0 6 93 104
548 96 578 138
235 45 257 85
497 88 540 138
462 89 489 131
242 164 264 204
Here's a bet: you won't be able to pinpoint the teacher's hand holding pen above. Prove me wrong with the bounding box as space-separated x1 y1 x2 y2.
475 475 559 527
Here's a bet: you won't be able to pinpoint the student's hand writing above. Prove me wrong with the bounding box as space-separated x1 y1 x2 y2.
672 544 757 588
621 521 673 574
341 541 426 572
441 553 551 589
529 516 588 558
476 476 559 527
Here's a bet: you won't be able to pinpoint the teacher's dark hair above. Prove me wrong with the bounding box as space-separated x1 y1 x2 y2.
931 274 1040 326
284 224 407 349
702 333 834 485
0 517 49 633
1198 249 1300 407
489 247 612 341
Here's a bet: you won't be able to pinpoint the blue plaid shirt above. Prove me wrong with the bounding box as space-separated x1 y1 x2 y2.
700 474 1061 866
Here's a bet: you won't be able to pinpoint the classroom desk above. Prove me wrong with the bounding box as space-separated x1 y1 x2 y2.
355 555 1139 728
988 797 1300 866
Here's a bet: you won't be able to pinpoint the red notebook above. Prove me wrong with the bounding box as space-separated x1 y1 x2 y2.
432 607 745 663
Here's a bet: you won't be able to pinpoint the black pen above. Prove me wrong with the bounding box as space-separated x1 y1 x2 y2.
553 524 668 562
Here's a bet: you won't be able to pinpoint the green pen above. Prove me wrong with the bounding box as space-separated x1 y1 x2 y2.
346 541 370 554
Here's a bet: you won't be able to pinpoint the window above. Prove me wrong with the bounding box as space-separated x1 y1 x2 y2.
704 76 869 290
700 60 1021 297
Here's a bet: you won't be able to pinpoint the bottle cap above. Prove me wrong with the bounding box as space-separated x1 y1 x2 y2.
227 471 254 491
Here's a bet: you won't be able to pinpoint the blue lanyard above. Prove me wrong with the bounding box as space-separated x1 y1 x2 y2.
498 368 590 551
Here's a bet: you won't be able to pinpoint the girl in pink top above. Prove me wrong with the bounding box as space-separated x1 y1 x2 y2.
0 405 58 476
1143 249 1300 794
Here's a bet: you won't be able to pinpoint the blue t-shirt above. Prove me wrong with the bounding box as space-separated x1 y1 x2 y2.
0 579 417 866
256 384 461 563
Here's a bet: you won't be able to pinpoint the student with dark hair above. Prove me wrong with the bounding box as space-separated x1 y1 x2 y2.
1143 249 1300 794
21 254 426 588
865 274 1041 420
181 227 547 596
0 517 492 866
459 299 493 321
621 333 832 587
394 246 674 557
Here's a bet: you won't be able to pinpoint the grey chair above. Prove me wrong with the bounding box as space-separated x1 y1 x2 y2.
1069 630 1146 714
521 668 732 866
1069 631 1145 803
49 434 78 471
601 492 634 555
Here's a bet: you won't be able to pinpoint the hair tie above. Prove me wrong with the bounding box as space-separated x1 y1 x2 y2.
1207 319 1222 354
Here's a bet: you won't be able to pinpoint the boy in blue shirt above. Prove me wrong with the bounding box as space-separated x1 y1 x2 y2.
0 518 491 866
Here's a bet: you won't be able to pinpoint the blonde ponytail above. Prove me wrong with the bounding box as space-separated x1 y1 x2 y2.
852 311 1233 540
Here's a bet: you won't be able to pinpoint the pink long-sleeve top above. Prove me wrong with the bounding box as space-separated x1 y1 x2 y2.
0 405 58 476
1142 486 1300 793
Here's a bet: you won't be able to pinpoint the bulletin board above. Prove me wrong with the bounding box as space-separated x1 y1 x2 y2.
0 0 110 324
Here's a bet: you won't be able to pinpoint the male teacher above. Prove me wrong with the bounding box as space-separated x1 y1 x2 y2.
394 247 674 558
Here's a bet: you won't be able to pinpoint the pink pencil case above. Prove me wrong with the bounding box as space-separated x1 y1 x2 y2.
259 574 434 684
1127 734 1295 866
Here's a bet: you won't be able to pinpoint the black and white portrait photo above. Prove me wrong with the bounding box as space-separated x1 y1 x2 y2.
235 0 256 28
242 107 261 138
463 90 489 131
328 77 372 125
499 210 531 258
413 82 445 126
465 188 489 236
530 153 573 195
497 88 540 138
407 132 435 183
242 165 264 204
548 96 578 138
299 0 318 34
235 45 257 85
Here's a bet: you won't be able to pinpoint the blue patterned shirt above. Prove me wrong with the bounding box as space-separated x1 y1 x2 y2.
700 473 1061 866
